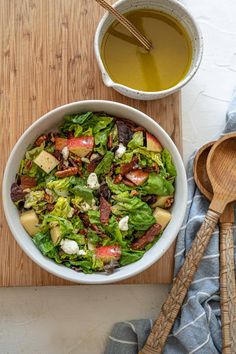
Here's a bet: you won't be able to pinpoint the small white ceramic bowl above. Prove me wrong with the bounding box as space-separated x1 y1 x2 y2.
3 100 187 284
95 0 203 100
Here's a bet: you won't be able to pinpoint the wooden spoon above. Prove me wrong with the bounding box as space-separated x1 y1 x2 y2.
95 0 152 51
140 133 236 354
194 141 236 354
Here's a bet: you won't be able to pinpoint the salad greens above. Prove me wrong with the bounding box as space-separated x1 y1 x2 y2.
11 111 176 275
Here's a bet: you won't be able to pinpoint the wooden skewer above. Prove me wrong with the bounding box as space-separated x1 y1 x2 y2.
95 0 152 51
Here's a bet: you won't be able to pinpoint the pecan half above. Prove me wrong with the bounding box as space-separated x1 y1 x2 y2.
34 134 48 147
55 167 78 178
131 224 162 250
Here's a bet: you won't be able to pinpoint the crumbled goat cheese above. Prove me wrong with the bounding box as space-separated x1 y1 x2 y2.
81 157 90 163
62 146 69 160
87 173 100 190
115 143 126 159
118 216 129 231
90 153 100 161
60 239 80 255
80 202 91 212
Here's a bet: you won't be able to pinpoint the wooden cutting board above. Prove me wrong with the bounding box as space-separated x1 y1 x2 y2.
0 0 182 286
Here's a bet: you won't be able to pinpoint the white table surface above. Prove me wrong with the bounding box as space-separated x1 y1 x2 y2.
1 1 236 353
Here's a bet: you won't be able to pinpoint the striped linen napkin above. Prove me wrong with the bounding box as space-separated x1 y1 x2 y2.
104 90 236 354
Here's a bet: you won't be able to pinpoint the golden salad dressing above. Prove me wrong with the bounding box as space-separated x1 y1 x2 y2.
101 9 192 92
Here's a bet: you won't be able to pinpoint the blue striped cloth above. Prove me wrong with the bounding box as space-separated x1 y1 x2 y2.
104 91 236 354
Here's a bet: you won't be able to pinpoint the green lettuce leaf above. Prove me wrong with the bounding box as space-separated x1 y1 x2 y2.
24 190 45 209
111 124 118 147
95 151 114 175
64 112 93 125
106 176 132 194
87 210 100 224
71 185 93 204
105 215 127 247
69 260 94 273
93 116 113 133
66 233 86 245
119 151 134 164
119 250 145 266
47 177 73 191
127 131 144 149
74 125 83 137
61 112 94 135
42 214 73 236
87 211 127 247
133 147 163 167
112 194 156 231
71 196 83 208
94 129 109 155
33 232 61 263
140 172 174 196
70 215 84 230
50 197 73 218
162 148 177 177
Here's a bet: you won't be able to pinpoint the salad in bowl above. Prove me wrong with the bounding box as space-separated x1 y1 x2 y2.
10 111 177 275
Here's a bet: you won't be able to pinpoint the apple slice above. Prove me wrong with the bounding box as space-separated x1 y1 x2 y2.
67 136 94 157
95 245 121 263
55 137 68 151
125 169 149 186
146 132 163 152
153 207 172 230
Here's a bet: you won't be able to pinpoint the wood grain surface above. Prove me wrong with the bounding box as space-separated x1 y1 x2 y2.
0 0 182 286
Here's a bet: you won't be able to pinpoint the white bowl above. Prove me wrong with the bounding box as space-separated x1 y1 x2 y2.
95 0 203 100
3 100 187 284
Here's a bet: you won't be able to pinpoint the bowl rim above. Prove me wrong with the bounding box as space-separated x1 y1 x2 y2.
94 0 204 98
3 100 188 284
